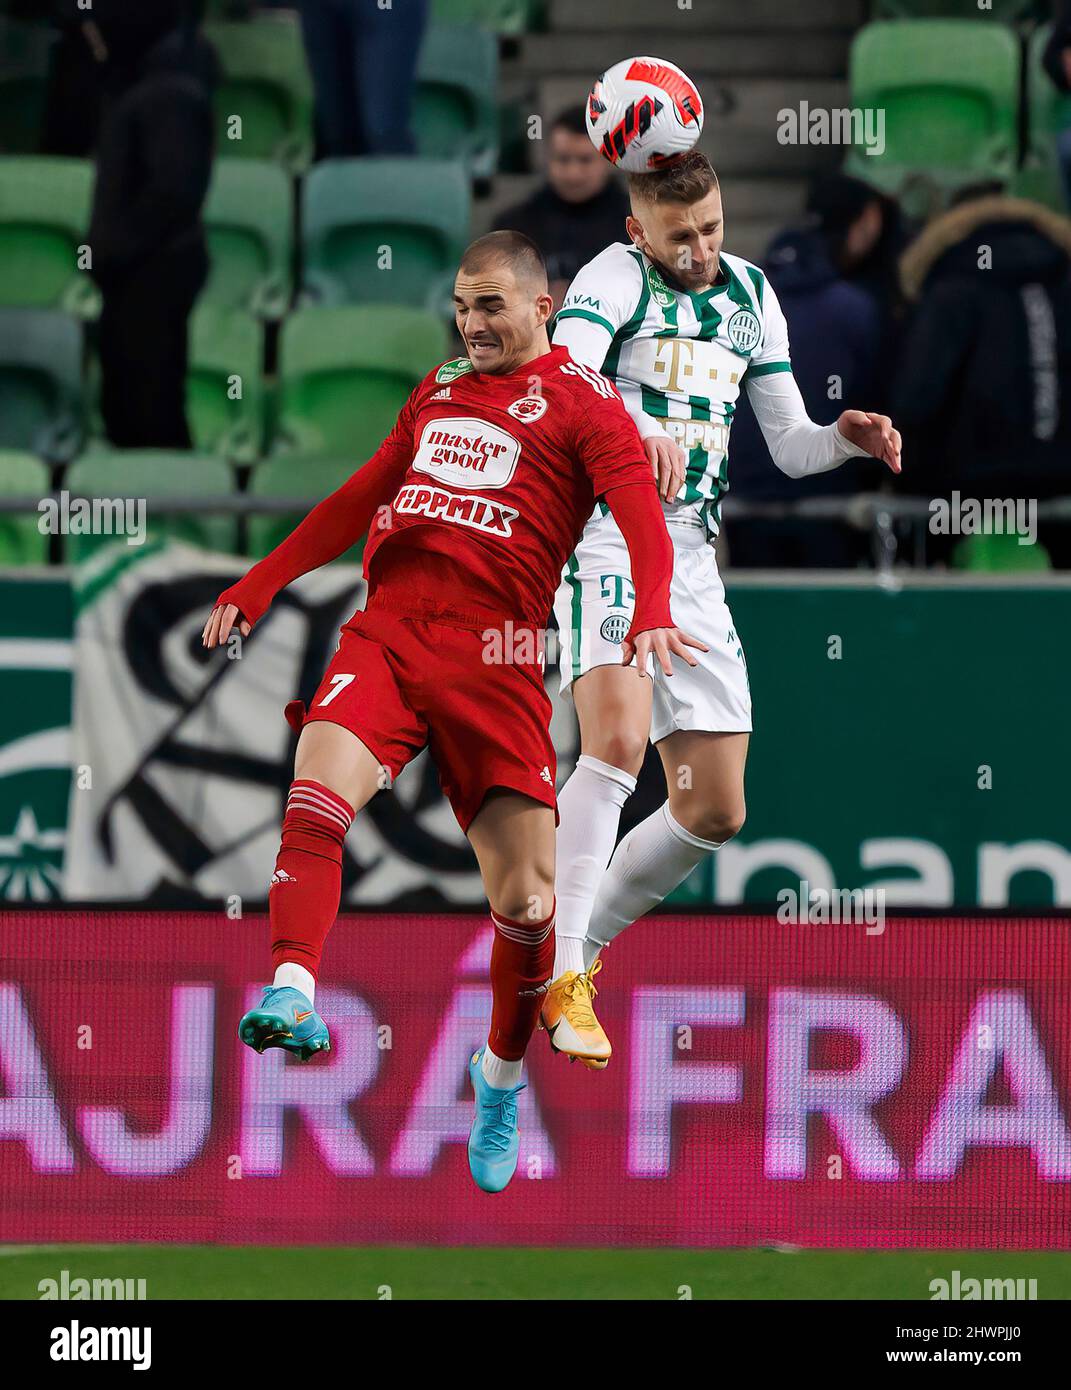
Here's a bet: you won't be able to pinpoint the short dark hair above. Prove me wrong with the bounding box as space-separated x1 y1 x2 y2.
458 230 548 290
628 151 719 207
550 105 589 139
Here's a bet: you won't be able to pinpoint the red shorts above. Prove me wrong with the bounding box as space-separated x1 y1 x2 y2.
285 606 557 832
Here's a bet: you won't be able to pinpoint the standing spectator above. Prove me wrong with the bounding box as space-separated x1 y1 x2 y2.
298 0 429 158
725 217 883 568
893 189 1071 564
1043 0 1071 208
86 2 217 448
494 107 629 311
804 172 906 386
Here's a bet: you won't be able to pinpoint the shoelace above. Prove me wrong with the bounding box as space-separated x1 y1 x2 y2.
561 959 603 1029
478 1087 524 1153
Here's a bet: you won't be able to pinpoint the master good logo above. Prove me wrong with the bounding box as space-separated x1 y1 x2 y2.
412 417 520 489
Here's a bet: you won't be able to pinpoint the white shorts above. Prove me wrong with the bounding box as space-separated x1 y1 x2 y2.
553 513 752 742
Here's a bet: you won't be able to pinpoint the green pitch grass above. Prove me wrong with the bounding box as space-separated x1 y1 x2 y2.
1 1246 1069 1300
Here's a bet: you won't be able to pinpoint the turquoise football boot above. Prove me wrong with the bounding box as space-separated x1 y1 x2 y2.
467 1048 524 1193
238 986 330 1061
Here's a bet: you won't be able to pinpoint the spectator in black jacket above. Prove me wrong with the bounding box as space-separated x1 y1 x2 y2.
725 220 883 568
893 190 1071 565
494 107 629 311
86 2 217 448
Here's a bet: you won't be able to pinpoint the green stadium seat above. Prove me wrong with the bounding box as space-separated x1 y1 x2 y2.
246 455 361 559
951 531 1052 572
1013 24 1071 211
301 158 470 309
0 157 97 314
187 306 265 463
274 304 447 458
432 0 537 35
205 16 314 172
202 159 293 317
846 21 1020 207
0 17 54 154
63 450 240 561
0 308 83 461
0 450 50 565
416 26 499 179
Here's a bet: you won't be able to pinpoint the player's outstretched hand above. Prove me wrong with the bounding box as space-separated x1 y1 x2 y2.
624 626 709 678
645 435 687 502
837 410 902 474
201 603 251 649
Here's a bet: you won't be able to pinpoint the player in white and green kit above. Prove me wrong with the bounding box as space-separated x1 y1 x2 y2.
539 153 901 1067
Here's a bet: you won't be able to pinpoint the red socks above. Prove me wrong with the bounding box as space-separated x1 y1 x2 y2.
270 779 552 1070
269 779 355 978
487 904 556 1061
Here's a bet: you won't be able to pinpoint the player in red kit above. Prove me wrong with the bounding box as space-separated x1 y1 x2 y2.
201 232 703 1192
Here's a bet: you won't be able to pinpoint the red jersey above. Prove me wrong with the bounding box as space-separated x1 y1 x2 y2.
218 345 673 637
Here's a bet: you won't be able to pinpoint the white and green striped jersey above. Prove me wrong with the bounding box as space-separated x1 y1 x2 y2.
553 241 795 533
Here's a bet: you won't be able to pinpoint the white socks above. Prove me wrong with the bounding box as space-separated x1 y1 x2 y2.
481 1046 523 1090
553 754 637 977
585 802 725 965
273 962 316 1003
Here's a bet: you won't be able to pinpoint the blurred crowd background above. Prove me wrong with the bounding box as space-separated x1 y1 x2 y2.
0 0 1069 572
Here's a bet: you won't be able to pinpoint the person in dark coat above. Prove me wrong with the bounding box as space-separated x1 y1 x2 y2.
86 1 217 448
494 107 630 312
726 222 884 568
893 191 1071 565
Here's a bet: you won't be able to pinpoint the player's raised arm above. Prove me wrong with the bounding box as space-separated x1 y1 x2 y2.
744 281 901 478
201 395 416 648
554 249 686 501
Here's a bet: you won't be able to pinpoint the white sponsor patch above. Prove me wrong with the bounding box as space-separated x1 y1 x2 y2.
393 484 519 536
412 417 520 489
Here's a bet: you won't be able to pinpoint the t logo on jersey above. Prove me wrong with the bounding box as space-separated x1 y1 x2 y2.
412 417 520 489
507 395 547 423
600 573 635 609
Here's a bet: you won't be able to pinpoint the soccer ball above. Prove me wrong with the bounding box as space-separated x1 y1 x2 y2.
585 56 704 173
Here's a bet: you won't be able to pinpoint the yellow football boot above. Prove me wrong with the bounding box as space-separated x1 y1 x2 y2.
540 959 610 1069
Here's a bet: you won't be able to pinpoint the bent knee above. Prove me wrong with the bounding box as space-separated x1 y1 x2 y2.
490 866 556 925
584 728 648 778
677 803 746 846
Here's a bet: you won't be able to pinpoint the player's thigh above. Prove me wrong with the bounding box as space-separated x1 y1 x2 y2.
294 721 388 814
467 790 557 924
571 662 653 776
657 728 749 843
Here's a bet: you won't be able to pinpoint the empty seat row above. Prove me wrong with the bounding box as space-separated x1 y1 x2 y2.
0 304 449 464
0 448 378 567
0 156 471 319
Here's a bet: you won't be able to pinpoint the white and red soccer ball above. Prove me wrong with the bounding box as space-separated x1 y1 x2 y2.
585 56 704 173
